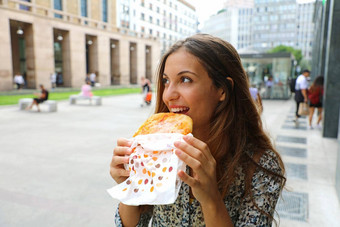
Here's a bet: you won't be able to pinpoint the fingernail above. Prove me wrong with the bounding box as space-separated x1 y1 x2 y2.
175 149 181 156
183 135 190 141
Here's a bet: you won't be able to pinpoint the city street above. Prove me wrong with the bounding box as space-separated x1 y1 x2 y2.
0 94 339 226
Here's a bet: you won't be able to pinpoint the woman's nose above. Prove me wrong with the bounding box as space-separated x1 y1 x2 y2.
163 83 180 102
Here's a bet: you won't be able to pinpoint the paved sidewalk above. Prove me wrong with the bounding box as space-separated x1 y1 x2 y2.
262 99 340 226
0 94 339 226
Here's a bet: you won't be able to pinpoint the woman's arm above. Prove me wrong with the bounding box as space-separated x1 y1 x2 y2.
118 204 142 227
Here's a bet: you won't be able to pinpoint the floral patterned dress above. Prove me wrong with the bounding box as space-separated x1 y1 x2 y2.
114 150 284 227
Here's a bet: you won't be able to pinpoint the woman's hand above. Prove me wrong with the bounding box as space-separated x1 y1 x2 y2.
174 135 220 206
110 138 132 184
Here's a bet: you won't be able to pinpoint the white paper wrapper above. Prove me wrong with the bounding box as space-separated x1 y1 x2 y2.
107 133 189 205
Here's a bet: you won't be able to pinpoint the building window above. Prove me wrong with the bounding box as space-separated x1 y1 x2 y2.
102 0 108 22
149 16 153 23
141 0 144 7
149 29 153 35
81 0 88 17
54 0 62 18
19 0 31 11
141 13 145 20
149 3 152 10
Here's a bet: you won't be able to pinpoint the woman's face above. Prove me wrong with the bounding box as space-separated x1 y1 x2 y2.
162 48 225 139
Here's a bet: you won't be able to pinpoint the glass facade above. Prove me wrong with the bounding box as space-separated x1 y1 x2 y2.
241 53 294 99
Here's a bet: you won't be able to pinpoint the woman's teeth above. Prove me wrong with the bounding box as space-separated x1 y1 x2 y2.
171 107 189 113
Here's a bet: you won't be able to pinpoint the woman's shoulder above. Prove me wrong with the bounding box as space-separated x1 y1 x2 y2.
258 150 283 175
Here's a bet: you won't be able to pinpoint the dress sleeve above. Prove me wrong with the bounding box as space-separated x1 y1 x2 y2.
235 151 284 227
114 203 153 227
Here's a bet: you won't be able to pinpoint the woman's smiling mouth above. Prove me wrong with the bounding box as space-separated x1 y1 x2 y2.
170 106 190 114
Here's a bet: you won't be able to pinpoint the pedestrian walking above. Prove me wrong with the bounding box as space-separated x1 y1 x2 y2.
140 76 152 107
14 72 25 90
294 69 310 122
308 76 324 129
50 72 57 90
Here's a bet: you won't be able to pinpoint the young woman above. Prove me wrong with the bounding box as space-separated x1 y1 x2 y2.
308 76 324 129
110 34 286 226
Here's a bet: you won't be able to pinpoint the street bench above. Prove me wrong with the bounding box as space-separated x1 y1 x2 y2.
69 95 102 106
19 98 57 112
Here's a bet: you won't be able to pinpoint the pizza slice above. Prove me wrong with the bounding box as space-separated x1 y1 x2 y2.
133 113 193 137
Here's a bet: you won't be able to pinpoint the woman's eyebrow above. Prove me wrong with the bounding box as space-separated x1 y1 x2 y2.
177 70 198 77
163 70 199 77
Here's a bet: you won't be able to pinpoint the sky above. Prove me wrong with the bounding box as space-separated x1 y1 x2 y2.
187 0 225 27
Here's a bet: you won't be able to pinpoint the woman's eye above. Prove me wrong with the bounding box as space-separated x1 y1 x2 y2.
181 77 192 83
162 78 169 85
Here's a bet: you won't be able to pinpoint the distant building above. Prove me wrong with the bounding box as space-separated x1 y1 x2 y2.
252 0 315 61
116 0 198 55
296 1 315 60
201 0 315 61
0 0 160 91
201 0 253 50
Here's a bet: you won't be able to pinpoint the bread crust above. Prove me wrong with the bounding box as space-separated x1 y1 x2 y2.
133 113 193 137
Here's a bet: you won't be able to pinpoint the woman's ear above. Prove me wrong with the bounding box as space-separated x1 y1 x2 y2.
227 77 234 89
219 77 234 101
218 88 226 101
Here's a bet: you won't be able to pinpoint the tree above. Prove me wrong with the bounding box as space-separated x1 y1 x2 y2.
267 45 303 64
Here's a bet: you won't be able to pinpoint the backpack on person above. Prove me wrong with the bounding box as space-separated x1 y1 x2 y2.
290 78 297 93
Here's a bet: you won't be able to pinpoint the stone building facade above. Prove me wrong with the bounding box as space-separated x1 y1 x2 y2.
0 0 160 91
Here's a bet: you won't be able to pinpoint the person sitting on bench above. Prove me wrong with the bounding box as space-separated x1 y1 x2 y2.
80 80 93 97
26 84 49 112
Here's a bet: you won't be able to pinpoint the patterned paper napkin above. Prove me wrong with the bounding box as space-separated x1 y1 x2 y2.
107 133 189 205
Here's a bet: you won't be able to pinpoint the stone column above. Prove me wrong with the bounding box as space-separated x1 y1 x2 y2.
323 0 340 138
137 42 146 84
119 39 130 85
97 35 110 86
62 31 72 87
68 29 86 87
25 23 36 89
0 11 13 91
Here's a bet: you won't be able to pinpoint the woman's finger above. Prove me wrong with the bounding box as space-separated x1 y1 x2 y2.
175 148 208 179
111 155 130 167
183 135 213 160
114 146 132 156
117 137 132 147
174 140 207 163
177 169 198 188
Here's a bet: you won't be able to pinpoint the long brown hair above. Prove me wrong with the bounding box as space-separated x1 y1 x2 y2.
309 75 324 93
155 34 285 221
